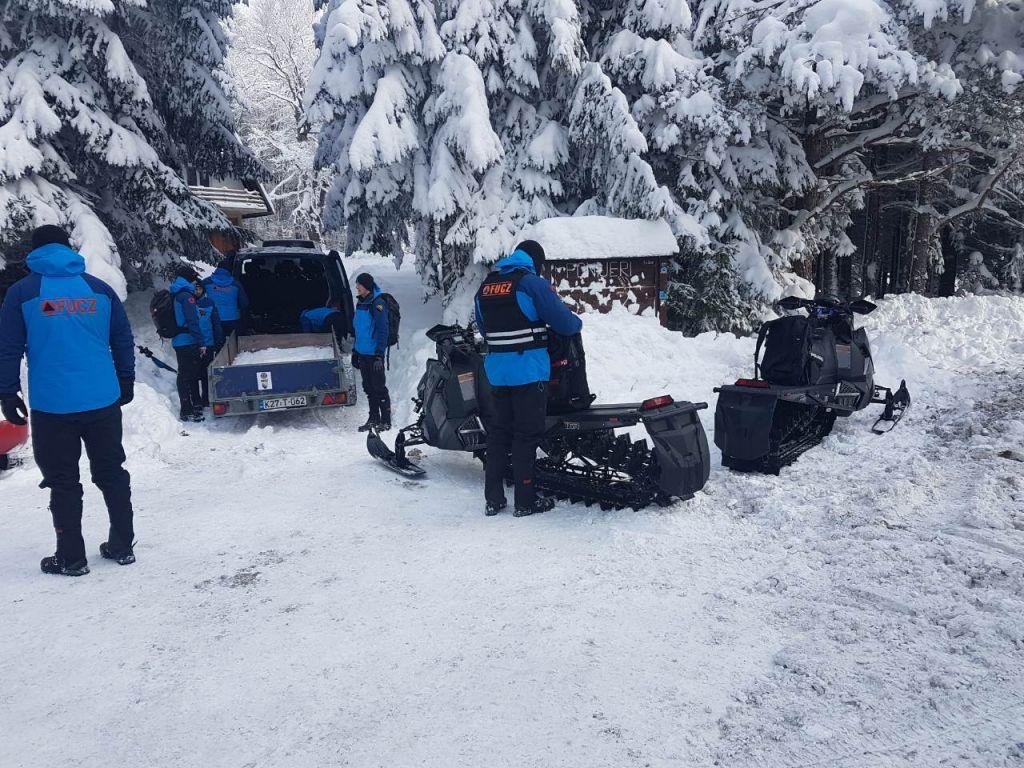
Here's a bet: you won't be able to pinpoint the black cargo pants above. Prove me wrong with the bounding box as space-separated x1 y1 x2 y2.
357 356 391 424
483 381 547 510
31 404 134 563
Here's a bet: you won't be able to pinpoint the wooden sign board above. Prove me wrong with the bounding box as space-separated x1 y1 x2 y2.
543 256 669 327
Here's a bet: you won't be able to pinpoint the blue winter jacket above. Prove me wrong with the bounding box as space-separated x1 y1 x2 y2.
474 250 582 386
354 287 389 356
0 243 135 414
204 268 248 323
170 277 204 349
301 307 342 333
195 293 223 349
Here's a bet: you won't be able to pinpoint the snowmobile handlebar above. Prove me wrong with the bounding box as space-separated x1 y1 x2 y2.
777 295 877 316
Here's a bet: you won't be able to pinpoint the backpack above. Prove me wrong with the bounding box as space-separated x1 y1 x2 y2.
150 290 182 339
756 315 812 386
380 292 401 347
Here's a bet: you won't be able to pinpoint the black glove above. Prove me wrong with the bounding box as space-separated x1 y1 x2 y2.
1 394 28 426
119 378 135 406
372 356 385 373
351 351 360 368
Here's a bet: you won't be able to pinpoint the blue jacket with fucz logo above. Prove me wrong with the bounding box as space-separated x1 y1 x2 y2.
474 250 582 387
0 243 135 414
204 268 249 323
354 287 389 356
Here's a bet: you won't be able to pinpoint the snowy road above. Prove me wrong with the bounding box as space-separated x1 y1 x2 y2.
2 260 1022 766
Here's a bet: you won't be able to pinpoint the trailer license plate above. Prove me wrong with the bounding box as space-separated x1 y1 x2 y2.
259 396 308 411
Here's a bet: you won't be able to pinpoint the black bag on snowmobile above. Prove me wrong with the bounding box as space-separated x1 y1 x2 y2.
756 315 812 385
548 333 593 412
150 290 183 339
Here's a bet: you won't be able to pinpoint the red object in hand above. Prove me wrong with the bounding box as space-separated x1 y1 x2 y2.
0 420 29 454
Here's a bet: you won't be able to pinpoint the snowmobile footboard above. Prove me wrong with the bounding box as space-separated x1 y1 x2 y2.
641 401 711 500
713 386 778 464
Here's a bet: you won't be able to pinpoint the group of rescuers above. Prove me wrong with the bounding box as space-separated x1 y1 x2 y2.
0 227 578 577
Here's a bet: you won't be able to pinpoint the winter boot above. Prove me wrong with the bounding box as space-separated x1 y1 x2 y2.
513 496 555 518
485 500 507 517
189 410 206 423
99 542 136 566
358 417 376 433
40 555 90 577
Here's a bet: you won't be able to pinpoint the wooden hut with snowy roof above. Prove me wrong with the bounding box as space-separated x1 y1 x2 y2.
516 216 678 327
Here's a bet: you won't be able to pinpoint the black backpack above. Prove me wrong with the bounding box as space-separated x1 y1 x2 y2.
150 290 181 339
756 315 812 385
380 293 401 347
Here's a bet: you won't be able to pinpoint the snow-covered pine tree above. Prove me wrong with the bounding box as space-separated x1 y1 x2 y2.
305 0 444 262
0 0 237 293
587 0 786 333
414 52 502 293
418 0 583 288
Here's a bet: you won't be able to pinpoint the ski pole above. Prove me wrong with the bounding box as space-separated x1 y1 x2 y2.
138 346 177 373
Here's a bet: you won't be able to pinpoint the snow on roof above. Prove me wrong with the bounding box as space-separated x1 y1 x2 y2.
516 216 679 261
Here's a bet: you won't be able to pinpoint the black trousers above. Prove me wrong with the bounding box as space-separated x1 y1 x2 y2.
175 345 204 417
31 404 133 563
357 356 391 423
484 382 547 509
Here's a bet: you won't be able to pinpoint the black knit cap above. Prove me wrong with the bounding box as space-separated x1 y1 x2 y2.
30 225 71 249
356 273 375 292
515 239 545 273
175 264 199 282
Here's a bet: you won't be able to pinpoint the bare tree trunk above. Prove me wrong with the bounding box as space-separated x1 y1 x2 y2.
909 150 942 294
937 226 958 296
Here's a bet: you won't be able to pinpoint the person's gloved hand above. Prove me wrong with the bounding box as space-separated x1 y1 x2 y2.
351 351 360 368
119 378 135 406
372 356 385 373
1 394 28 426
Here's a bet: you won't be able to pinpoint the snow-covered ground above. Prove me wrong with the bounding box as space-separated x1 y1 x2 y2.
2 258 1022 767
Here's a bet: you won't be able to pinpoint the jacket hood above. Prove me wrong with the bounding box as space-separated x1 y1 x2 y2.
210 268 234 286
27 243 86 278
496 250 536 275
170 276 196 296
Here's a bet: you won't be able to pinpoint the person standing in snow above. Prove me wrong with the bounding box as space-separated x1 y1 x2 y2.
0 225 137 576
474 240 582 518
170 268 211 422
193 280 223 409
352 273 391 433
203 261 249 342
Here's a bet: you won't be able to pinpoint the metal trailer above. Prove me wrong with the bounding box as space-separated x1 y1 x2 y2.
209 332 358 418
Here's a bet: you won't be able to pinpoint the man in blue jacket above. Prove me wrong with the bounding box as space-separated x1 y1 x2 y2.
169 268 210 422
474 240 582 517
203 262 249 340
352 273 391 432
0 226 136 575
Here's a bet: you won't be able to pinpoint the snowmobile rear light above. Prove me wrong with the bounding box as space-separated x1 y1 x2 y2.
641 395 675 411
735 379 770 388
212 403 228 416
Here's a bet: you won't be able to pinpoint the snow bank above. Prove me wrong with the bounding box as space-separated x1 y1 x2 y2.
233 346 335 365
516 215 679 261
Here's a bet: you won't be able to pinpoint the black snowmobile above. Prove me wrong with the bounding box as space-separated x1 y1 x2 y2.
367 324 711 510
714 295 911 474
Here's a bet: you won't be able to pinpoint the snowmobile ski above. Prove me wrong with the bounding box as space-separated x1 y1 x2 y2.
367 429 426 478
871 380 911 434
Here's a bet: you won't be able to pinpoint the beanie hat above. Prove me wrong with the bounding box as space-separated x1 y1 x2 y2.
30 225 71 250
515 239 546 273
356 273 375 292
